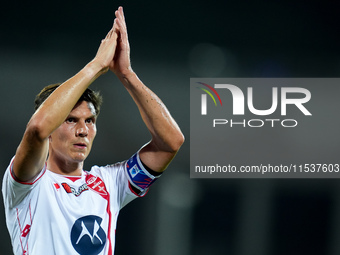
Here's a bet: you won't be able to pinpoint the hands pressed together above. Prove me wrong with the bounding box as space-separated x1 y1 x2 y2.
94 6 132 78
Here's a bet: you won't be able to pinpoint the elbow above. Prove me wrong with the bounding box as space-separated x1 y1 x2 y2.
176 132 185 151
167 131 185 153
151 129 185 154
25 118 50 142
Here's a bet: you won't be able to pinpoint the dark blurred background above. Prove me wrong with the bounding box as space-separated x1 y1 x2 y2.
1 0 340 254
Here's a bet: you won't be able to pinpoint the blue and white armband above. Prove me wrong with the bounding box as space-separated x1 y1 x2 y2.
126 151 161 195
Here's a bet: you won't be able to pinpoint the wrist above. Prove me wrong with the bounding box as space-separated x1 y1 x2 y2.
116 68 139 87
85 60 108 79
115 67 135 79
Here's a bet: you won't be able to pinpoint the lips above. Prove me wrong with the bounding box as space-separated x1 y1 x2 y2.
73 143 87 149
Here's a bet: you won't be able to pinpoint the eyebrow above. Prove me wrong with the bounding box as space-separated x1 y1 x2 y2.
66 113 97 120
88 115 97 121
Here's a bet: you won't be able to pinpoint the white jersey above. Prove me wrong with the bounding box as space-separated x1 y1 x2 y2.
2 151 157 255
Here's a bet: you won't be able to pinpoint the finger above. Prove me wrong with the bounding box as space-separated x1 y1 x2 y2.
104 14 119 39
105 25 119 40
105 29 113 39
118 6 126 24
115 19 128 43
113 18 119 33
115 13 127 33
115 7 127 30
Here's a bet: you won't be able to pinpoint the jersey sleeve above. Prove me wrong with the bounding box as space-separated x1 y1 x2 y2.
2 156 46 209
125 150 161 196
94 150 162 210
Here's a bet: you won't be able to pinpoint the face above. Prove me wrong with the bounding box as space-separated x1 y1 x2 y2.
49 101 97 166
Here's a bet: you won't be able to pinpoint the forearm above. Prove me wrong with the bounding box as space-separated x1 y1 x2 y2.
117 70 184 153
30 61 104 139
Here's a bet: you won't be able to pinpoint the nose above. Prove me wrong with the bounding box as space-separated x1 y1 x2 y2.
76 122 88 137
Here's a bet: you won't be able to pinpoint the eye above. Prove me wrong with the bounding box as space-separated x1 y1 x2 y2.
66 117 76 123
86 118 95 124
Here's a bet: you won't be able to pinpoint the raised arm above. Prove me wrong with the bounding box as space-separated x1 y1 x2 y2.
111 7 184 173
12 20 118 182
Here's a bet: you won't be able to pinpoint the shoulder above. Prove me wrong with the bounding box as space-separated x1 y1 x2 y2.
2 156 48 209
87 161 127 185
89 161 125 174
3 156 47 189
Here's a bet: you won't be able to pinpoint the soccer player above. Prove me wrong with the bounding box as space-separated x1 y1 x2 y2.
2 6 184 255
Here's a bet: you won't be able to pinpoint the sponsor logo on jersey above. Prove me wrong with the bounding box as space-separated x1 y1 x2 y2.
87 176 97 185
86 175 108 196
71 215 106 255
61 183 89 197
21 224 31 238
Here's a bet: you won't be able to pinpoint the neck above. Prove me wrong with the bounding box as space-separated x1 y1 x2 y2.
47 157 83 176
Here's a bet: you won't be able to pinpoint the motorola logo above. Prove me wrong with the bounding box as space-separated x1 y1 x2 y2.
71 215 106 255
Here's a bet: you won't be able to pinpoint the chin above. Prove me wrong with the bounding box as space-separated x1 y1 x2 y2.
72 153 88 163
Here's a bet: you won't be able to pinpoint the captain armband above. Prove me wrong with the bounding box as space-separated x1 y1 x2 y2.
126 151 161 195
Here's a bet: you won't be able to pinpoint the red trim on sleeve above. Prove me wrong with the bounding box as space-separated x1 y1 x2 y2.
9 159 47 185
128 182 148 197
